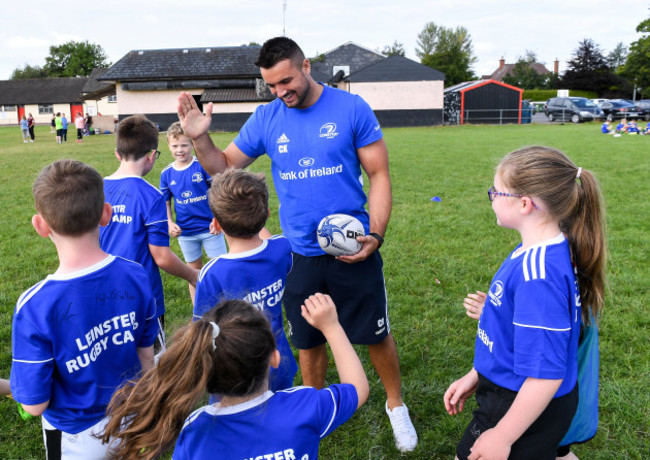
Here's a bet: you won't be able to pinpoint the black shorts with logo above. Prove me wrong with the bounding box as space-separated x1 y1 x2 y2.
284 251 390 349
456 373 579 460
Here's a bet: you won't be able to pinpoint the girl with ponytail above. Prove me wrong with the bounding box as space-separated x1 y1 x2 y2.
102 294 368 459
445 146 607 460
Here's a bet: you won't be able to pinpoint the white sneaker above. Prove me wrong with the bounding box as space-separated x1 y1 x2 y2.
385 401 418 452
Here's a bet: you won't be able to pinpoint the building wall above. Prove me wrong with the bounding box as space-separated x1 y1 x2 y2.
0 103 76 126
348 81 444 110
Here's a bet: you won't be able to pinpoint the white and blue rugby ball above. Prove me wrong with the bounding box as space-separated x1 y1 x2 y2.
317 214 365 256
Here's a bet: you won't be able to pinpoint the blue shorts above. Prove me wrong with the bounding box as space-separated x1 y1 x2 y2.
284 251 390 349
177 232 227 262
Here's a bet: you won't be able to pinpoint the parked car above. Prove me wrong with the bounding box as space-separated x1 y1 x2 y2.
624 99 650 121
591 98 609 105
544 97 604 123
597 99 640 121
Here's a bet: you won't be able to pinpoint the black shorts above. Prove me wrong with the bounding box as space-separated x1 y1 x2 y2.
456 374 578 460
284 252 390 349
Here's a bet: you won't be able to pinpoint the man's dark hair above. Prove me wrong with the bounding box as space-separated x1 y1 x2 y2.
255 37 305 69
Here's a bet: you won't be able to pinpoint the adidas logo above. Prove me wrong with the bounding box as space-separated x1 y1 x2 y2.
277 134 290 144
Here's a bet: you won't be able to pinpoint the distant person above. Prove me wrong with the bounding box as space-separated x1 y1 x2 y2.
50 114 56 133
99 115 199 356
27 112 35 141
194 168 297 392
10 159 158 459
75 113 85 142
444 146 607 460
54 112 63 143
600 121 613 134
627 119 640 134
102 295 369 460
85 113 93 135
20 115 30 143
615 118 627 134
159 122 227 302
61 113 68 142
177 36 417 452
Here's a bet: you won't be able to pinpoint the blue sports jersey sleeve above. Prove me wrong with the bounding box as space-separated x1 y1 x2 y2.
146 193 171 247
159 167 172 202
234 105 268 158
352 96 383 149
513 278 572 379
317 383 359 438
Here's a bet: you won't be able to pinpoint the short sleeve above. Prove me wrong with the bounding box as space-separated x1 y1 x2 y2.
145 193 170 247
317 383 358 438
233 107 267 158
513 279 571 379
352 96 383 150
10 309 54 405
159 170 172 201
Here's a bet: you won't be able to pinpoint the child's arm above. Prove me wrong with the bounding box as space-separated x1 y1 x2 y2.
467 377 562 460
149 244 199 286
463 291 486 320
443 368 479 415
300 293 369 408
21 400 49 416
137 346 155 373
0 378 10 395
166 201 182 238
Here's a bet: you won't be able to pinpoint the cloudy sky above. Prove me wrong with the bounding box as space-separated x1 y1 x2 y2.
1 0 648 81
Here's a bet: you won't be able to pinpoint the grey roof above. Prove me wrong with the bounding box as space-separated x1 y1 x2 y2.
0 77 89 105
310 42 384 82
487 62 551 81
80 68 115 100
100 46 263 81
348 55 444 82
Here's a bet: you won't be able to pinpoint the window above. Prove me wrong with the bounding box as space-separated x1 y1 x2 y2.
38 104 53 114
107 95 117 103
2 105 17 112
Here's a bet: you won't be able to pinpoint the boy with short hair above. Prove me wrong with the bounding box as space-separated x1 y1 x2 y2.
194 168 297 391
160 122 227 302
99 115 199 352
10 159 159 459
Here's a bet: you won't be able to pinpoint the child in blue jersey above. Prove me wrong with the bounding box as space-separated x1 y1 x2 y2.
10 160 159 459
100 115 199 354
600 121 612 134
160 122 227 303
194 168 297 391
102 294 369 460
444 146 607 460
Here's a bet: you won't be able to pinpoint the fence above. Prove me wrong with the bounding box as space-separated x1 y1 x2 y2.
444 108 533 125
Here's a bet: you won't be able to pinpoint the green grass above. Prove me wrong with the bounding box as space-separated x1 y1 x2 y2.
0 123 648 458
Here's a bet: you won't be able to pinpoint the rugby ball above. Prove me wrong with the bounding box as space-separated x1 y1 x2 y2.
317 214 364 256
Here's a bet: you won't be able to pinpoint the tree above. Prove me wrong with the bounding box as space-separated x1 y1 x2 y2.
561 39 620 94
10 64 48 80
624 17 650 92
380 40 405 57
607 42 628 72
502 50 549 89
417 22 476 86
42 41 110 77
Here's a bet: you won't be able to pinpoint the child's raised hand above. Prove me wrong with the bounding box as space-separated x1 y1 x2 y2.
300 293 339 333
463 291 486 320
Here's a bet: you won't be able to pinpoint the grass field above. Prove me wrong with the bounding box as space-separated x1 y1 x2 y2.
0 122 648 459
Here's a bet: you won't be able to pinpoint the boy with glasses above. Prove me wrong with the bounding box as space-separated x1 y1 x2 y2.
100 115 199 354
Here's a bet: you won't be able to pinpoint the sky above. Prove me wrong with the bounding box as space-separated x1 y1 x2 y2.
1 0 648 81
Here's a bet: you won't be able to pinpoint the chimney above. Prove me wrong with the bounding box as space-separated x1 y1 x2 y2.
554 59 559 75
499 57 505 70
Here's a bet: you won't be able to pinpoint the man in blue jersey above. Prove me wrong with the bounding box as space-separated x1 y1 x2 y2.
177 37 417 452
100 115 199 353
11 160 158 459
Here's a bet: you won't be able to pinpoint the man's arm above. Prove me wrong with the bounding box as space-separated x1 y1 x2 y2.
149 244 199 286
176 92 255 175
338 138 392 263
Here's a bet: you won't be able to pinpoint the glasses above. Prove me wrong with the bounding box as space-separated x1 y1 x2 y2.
487 186 539 209
150 148 161 160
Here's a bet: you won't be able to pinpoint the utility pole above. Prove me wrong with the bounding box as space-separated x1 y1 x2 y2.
283 0 287 36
